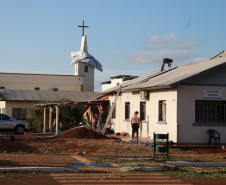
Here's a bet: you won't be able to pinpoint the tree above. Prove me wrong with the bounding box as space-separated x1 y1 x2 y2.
24 99 84 131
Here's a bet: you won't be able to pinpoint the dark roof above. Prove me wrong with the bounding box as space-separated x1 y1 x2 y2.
0 90 98 102
101 81 111 85
101 75 139 85
110 75 138 79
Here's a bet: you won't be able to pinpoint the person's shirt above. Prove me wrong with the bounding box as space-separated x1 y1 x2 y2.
131 115 139 124
94 116 98 122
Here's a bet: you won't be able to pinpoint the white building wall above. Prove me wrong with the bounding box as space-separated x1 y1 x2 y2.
102 79 123 92
0 101 6 114
177 85 226 144
5 102 34 117
148 89 177 142
74 62 94 92
109 89 177 141
0 73 83 92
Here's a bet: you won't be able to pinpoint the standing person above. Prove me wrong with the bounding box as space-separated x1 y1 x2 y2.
93 113 99 131
131 111 140 140
53 118 56 132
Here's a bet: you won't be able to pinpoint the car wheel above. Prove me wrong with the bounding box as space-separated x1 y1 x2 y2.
15 125 25 135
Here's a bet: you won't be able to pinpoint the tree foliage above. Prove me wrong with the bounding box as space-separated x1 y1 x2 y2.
24 99 85 131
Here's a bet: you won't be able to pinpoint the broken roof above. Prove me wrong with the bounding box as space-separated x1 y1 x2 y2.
100 50 226 93
0 89 98 102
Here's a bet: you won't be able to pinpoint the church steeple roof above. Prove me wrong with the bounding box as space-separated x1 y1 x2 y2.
80 35 88 51
71 20 103 72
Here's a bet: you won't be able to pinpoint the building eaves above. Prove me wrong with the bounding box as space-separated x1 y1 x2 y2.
0 90 98 102
0 72 83 78
100 67 176 95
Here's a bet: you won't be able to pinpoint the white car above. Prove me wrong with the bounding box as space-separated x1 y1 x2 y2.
0 113 30 135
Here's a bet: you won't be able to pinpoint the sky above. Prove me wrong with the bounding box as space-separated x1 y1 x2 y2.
1 0 226 92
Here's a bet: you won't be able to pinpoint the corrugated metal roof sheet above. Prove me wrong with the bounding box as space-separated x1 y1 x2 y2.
100 50 226 94
124 51 226 91
100 67 176 94
0 90 98 102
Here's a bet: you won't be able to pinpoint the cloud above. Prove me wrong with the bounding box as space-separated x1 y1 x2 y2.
124 32 207 66
146 32 196 50
125 49 193 64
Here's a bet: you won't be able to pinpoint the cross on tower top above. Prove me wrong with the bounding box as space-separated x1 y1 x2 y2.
78 20 89 36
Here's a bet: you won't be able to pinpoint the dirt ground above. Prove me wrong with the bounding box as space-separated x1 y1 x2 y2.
1 172 226 185
1 127 226 184
1 133 226 161
0 127 226 162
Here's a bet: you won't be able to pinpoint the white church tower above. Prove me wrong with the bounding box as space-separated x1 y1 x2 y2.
71 20 103 92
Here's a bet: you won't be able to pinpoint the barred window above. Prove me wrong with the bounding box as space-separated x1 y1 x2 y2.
140 101 146 121
195 100 226 123
159 100 166 122
125 102 130 120
12 108 26 120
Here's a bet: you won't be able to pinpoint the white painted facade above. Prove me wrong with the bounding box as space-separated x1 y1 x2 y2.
74 62 94 91
0 72 84 117
71 35 102 92
1 101 34 116
109 89 178 142
0 73 83 91
106 60 226 144
102 78 123 92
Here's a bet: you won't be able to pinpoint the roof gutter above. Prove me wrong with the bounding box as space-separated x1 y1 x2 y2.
122 85 174 93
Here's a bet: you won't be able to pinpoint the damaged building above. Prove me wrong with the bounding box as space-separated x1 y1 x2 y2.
83 50 226 144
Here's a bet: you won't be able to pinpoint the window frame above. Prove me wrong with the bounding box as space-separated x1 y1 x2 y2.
140 101 146 121
84 66 88 72
12 108 26 120
159 100 166 122
125 102 130 120
195 100 226 124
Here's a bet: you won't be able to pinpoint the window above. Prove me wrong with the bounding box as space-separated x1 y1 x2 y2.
125 102 130 120
140 101 146 121
35 87 40 91
84 66 88 72
159 100 166 122
0 114 11 121
1 108 5 114
52 88 58 91
195 100 226 123
112 103 116 119
12 108 26 120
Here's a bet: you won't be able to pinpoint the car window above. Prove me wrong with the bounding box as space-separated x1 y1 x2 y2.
0 114 11 121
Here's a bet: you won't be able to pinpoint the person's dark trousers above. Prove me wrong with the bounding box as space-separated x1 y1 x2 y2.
132 123 139 139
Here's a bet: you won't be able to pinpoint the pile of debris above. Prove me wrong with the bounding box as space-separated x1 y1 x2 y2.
54 126 109 139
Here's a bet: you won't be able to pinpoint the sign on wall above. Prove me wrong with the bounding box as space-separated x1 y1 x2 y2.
203 90 222 100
